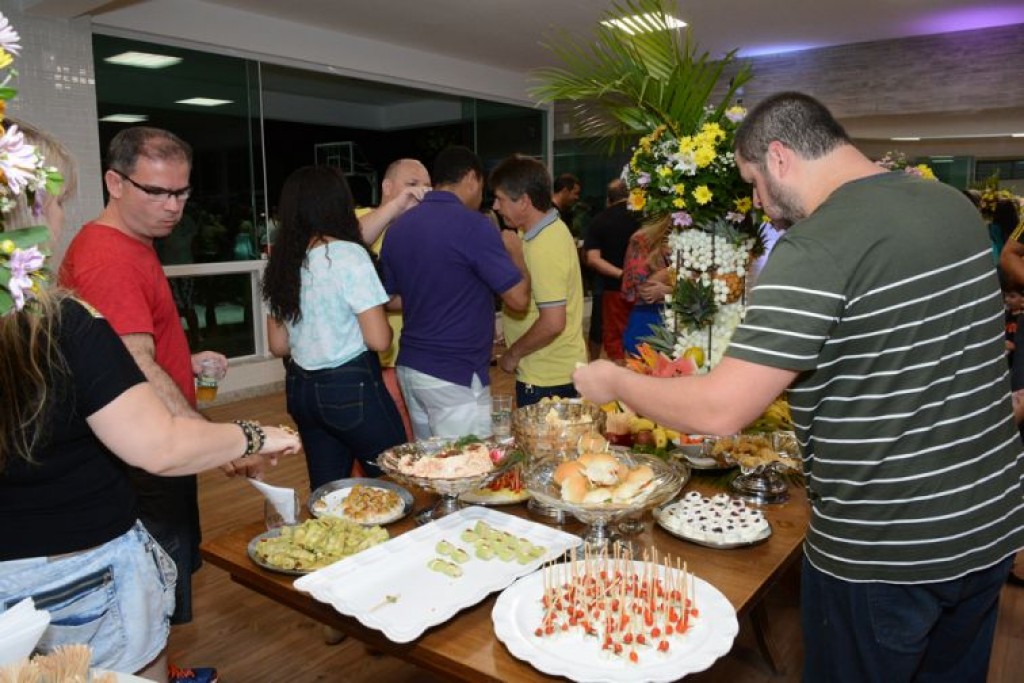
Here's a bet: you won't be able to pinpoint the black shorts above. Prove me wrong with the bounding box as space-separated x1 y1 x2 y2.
127 467 201 625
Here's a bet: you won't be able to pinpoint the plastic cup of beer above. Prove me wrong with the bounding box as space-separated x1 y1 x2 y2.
196 359 222 402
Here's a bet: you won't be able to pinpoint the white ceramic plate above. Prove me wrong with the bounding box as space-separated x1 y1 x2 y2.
293 507 579 643
492 562 738 682
308 478 413 525
94 671 150 682
654 507 772 549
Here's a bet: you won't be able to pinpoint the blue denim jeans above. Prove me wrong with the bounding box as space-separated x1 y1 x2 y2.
0 521 176 674
286 351 407 491
801 554 1012 683
515 380 578 407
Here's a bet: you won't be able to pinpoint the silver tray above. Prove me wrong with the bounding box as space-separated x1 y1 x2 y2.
247 529 308 576
653 502 772 549
308 477 413 525
670 448 737 471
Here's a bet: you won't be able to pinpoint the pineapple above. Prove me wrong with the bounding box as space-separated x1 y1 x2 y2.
672 277 718 330
715 272 745 303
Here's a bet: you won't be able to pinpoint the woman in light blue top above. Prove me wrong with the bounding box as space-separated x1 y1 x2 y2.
263 166 405 490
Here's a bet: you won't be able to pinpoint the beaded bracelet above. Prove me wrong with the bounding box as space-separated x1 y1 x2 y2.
233 419 266 457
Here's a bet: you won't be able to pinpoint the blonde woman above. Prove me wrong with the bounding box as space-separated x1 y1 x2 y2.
620 215 673 356
0 121 300 682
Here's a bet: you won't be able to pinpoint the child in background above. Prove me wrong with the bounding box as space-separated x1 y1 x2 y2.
1000 268 1024 359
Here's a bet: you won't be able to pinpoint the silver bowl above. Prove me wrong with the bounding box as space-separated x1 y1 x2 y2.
525 451 685 552
377 438 516 523
720 431 802 504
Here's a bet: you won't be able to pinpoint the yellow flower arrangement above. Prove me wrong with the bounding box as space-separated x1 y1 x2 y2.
621 113 754 229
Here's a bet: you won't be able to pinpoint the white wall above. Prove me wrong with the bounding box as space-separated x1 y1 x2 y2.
1 0 104 261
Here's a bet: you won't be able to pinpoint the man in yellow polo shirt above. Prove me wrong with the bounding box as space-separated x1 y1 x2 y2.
358 157 431 439
491 155 587 406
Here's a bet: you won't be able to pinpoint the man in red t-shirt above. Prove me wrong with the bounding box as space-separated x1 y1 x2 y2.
60 127 250 679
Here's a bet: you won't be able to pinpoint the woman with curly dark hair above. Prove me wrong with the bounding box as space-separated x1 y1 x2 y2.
263 166 406 490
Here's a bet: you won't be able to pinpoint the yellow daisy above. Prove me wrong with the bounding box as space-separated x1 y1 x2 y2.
692 185 713 205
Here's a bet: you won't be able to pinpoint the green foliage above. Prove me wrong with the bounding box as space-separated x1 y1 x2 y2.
531 0 752 151
672 276 717 330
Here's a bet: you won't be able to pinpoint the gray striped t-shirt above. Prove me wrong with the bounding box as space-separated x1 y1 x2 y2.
727 171 1024 583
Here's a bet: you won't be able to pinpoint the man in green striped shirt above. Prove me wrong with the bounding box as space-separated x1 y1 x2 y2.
573 92 1024 682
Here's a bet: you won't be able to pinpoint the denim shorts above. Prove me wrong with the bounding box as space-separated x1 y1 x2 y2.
0 521 176 674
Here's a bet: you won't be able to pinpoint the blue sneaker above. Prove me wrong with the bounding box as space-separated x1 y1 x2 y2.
168 665 219 683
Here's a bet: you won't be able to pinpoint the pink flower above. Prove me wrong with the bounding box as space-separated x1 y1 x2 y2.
0 125 39 194
7 246 44 310
0 14 21 56
671 211 692 227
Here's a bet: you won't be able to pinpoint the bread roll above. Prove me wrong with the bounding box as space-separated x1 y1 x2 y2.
553 460 584 485
582 487 613 504
626 464 654 486
578 452 623 486
612 464 655 503
560 472 588 504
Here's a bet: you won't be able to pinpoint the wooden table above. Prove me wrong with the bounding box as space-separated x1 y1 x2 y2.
201 479 809 682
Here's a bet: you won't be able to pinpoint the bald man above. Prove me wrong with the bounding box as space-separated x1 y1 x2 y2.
363 158 431 440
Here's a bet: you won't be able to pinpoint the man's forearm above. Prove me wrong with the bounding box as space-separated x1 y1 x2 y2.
586 251 622 279
1001 242 1024 286
506 309 564 363
122 334 204 420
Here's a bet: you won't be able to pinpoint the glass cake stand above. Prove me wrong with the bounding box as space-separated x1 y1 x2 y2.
511 399 606 524
725 431 801 504
377 438 516 524
525 451 683 554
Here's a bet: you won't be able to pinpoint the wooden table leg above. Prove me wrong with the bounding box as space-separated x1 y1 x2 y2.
750 600 786 676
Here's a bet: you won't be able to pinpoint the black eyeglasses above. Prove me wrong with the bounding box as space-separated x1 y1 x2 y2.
111 169 191 203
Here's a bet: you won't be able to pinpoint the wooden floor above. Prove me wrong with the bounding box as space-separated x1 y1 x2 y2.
170 372 1024 682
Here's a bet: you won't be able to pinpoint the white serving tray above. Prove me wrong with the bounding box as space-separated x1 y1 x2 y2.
293 506 579 643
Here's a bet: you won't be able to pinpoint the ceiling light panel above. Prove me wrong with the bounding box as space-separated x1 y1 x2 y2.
175 97 234 107
601 13 686 35
99 114 149 123
104 51 181 69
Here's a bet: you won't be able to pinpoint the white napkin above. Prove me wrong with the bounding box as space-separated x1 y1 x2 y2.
247 478 298 524
0 597 51 666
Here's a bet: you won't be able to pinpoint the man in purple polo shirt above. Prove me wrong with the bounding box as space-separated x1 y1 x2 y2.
381 146 530 439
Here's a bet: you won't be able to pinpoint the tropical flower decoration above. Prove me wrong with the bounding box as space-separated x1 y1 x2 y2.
0 11 62 316
621 111 753 229
972 175 1017 219
875 150 936 181
534 0 761 372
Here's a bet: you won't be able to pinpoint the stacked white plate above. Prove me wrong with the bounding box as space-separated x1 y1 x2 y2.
0 598 50 667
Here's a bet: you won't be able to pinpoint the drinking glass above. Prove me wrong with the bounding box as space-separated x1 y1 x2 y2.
491 394 513 440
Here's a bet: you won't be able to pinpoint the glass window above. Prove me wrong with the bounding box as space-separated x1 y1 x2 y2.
93 37 546 360
93 35 265 264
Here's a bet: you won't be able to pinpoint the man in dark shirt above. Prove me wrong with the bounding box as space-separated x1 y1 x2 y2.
583 179 640 360
552 173 581 230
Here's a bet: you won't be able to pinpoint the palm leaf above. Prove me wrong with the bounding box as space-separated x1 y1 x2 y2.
531 0 752 150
